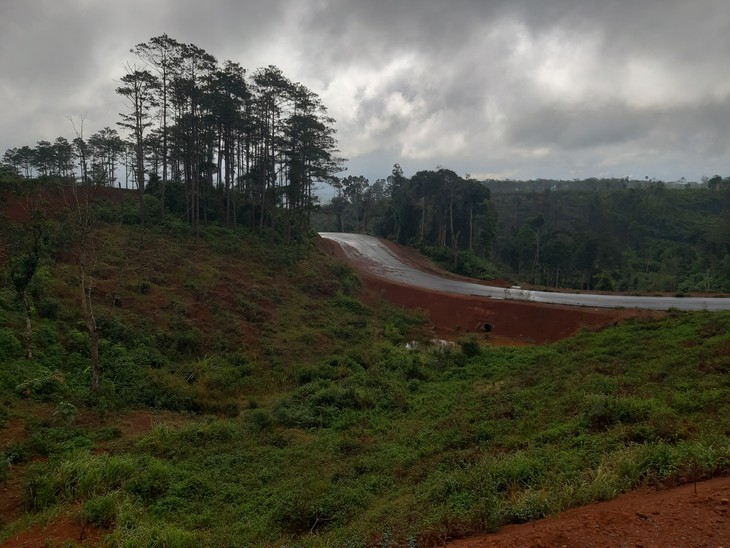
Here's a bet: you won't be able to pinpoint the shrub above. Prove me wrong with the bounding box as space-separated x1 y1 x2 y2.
248 409 273 432
21 461 60 511
171 325 203 355
331 262 362 295
26 425 93 456
3 441 30 465
15 369 67 401
79 490 124 528
107 522 200 547
54 401 78 426
37 297 60 319
581 394 651 431
332 293 371 315
125 458 173 503
458 335 481 358
0 328 23 360
65 328 90 355
21 453 138 511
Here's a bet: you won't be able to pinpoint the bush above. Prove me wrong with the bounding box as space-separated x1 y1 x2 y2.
107 522 200 547
54 401 78 426
0 328 23 360
15 369 67 401
581 394 651 431
37 298 60 319
26 425 93 456
3 441 30 465
247 409 273 432
21 461 59 511
458 335 481 358
332 292 372 315
66 328 90 355
21 453 138 511
79 490 124 528
125 458 173 503
171 325 203 355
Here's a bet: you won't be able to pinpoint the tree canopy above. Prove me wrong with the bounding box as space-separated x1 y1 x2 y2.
2 35 345 241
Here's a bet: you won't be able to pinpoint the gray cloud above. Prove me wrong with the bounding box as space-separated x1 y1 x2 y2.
2 0 730 184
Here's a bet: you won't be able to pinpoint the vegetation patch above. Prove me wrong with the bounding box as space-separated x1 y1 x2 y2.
1 177 729 545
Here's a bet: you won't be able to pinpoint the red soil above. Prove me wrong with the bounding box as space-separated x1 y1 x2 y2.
320 237 653 345
1 513 103 548
448 477 730 548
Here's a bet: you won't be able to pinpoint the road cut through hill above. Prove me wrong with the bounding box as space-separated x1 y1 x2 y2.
319 234 653 344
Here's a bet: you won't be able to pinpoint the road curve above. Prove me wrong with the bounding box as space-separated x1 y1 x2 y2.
320 232 730 312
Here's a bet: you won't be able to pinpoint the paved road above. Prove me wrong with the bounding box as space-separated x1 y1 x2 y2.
320 232 730 311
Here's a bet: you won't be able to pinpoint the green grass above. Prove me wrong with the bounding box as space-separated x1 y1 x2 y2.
5 312 730 545
1 215 729 545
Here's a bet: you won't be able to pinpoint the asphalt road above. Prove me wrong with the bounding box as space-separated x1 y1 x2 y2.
320 232 730 311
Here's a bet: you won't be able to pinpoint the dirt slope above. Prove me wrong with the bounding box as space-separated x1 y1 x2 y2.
448 476 730 548
321 236 653 344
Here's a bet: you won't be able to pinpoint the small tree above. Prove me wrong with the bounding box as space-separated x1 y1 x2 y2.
68 184 101 391
68 117 102 391
2 188 55 360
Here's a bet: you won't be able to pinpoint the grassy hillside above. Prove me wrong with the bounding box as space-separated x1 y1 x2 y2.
1 188 729 546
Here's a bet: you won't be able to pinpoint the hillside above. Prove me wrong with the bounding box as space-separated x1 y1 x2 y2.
1 183 729 546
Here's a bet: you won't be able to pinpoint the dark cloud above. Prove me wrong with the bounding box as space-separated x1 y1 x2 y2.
507 102 651 150
2 0 730 183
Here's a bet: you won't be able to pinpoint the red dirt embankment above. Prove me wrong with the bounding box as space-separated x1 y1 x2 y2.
319 236 652 344
449 477 730 548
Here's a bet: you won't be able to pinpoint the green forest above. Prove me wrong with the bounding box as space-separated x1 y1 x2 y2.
314 169 730 293
2 34 343 242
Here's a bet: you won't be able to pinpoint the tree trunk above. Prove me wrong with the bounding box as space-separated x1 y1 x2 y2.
90 329 100 390
449 182 458 268
79 271 100 391
22 289 32 360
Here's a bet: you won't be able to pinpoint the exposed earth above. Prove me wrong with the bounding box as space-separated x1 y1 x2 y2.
320 236 655 345
448 477 730 548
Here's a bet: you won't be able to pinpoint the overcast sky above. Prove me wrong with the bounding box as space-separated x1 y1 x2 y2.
2 0 730 190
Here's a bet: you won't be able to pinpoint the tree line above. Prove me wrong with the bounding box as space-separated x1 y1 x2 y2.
490 183 730 292
318 166 496 276
2 35 344 241
316 170 730 292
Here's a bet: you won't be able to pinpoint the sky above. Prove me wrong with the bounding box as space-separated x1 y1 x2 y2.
2 0 730 195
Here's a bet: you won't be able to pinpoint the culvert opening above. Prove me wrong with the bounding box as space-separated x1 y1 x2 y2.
482 323 492 333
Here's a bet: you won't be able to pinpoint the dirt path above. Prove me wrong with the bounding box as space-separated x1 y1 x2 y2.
448 476 730 548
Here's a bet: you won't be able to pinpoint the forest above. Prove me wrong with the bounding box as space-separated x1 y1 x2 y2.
315 170 730 293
